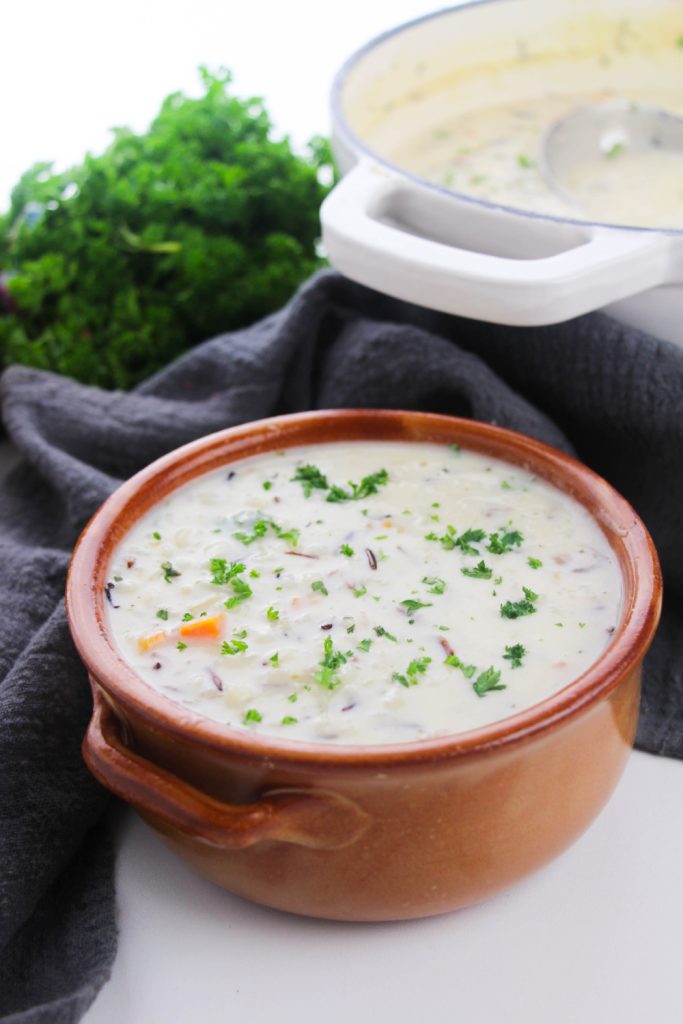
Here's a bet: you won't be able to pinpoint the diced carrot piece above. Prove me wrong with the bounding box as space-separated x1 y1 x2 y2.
179 614 225 639
137 630 168 652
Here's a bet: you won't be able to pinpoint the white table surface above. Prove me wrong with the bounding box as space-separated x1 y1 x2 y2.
1 435 681 1024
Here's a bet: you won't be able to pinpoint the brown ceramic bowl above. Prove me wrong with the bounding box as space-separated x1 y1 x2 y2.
66 410 661 921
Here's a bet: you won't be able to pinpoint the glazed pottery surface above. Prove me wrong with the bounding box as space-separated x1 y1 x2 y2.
66 411 661 920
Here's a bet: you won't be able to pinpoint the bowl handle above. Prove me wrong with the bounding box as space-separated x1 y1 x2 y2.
321 161 678 325
84 691 371 850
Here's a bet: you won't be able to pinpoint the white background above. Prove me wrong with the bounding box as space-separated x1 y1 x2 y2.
2 3 682 1022
1 0 433 208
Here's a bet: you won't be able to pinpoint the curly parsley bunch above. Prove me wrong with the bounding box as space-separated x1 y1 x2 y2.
0 68 332 388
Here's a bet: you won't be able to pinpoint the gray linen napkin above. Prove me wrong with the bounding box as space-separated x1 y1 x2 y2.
1 269 681 1022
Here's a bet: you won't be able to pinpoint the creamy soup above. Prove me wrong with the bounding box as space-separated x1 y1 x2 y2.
392 90 683 229
105 442 623 745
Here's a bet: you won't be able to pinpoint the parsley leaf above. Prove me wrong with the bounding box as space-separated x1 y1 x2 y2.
266 606 279 621
224 576 253 609
326 469 389 503
455 528 487 555
340 544 354 557
210 559 246 585
161 561 181 583
311 580 329 596
400 598 432 615
234 520 269 545
374 625 397 642
487 529 523 555
473 667 506 697
460 560 493 580
221 638 248 655
444 654 477 679
422 576 446 595
527 556 543 569
393 656 431 687
156 608 169 621
243 708 262 723
291 464 329 497
357 639 372 652
503 643 526 668
312 635 350 689
500 587 538 619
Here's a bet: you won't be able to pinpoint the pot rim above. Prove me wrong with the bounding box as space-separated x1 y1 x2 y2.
330 0 683 238
66 409 662 770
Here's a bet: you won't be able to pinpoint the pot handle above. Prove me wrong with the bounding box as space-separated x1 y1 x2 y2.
84 693 371 850
321 161 678 325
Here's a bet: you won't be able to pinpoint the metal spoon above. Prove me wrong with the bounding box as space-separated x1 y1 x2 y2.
539 100 683 210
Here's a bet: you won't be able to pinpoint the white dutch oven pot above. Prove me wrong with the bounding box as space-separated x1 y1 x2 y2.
322 0 683 345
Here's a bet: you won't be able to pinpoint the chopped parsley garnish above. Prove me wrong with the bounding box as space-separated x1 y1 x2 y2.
487 529 523 555
291 464 329 497
234 519 269 545
152 531 161 540
357 639 373 652
224 576 253 610
401 598 432 615
461 560 493 580
605 142 624 159
353 584 367 598
262 480 273 491
274 524 300 547
517 153 533 168
266 606 279 621
311 580 329 597
500 586 538 619
422 576 446 595
527 556 543 569
270 652 280 666
286 691 296 702
176 641 187 651
244 709 262 723
503 643 526 669
340 544 354 557
234 518 299 547
312 635 350 690
455 528 487 555
444 654 477 679
181 612 194 622
221 637 249 655
161 561 181 583
156 608 169 621
327 469 389 503
374 625 397 642
473 666 506 697
281 716 298 725
393 656 431 688
210 558 246 585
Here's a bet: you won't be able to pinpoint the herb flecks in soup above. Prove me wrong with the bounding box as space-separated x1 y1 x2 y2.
106 442 622 744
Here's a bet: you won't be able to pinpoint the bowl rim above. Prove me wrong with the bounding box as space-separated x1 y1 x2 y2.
330 0 683 238
66 409 662 770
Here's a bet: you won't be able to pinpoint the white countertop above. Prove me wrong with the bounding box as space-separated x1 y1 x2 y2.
1 438 681 1024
